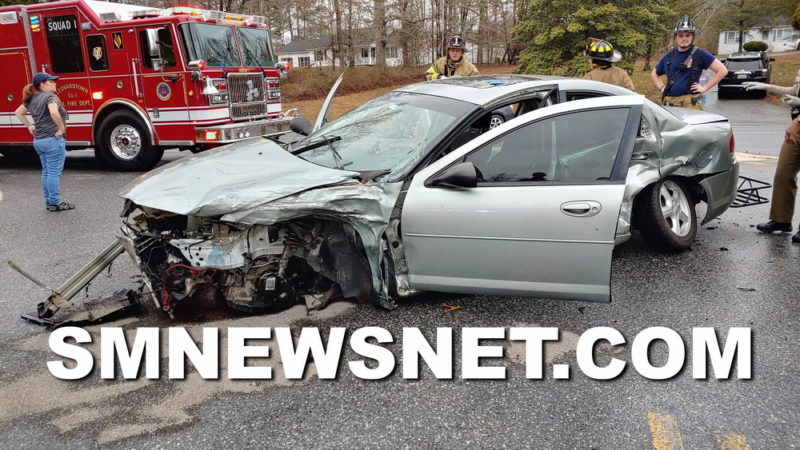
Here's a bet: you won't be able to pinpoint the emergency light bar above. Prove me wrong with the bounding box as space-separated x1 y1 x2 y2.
166 6 266 26
99 12 119 22
130 9 159 19
87 2 267 26
169 7 202 16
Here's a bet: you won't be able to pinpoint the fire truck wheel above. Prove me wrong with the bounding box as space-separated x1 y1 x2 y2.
96 111 163 171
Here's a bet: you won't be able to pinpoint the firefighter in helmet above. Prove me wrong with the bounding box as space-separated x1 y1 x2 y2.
650 16 728 110
425 35 479 81
583 38 635 91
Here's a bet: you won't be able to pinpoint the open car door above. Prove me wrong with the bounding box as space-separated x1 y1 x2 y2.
401 95 644 302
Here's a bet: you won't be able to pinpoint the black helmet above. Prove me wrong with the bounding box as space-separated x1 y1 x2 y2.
674 15 696 34
584 39 622 63
447 35 467 51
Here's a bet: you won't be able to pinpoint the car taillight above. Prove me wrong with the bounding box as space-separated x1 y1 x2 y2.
729 134 735 153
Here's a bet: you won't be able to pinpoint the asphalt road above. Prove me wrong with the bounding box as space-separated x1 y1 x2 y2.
0 92 798 448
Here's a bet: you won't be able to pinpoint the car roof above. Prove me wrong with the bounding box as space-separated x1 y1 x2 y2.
395 75 635 107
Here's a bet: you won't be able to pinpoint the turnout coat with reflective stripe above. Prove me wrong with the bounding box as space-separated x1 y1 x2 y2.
425 57 479 80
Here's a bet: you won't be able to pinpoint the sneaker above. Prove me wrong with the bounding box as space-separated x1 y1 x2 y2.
756 220 792 233
47 201 75 212
793 230 800 243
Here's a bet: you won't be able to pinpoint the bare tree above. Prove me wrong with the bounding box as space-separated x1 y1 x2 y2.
373 0 387 66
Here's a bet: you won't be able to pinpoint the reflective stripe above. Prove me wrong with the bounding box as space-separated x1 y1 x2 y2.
425 66 439 80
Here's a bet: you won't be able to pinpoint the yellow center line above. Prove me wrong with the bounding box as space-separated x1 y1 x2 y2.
647 411 685 450
717 433 750 450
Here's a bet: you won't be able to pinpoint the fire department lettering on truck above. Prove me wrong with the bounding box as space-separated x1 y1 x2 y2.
0 0 290 172
58 84 91 108
45 15 77 35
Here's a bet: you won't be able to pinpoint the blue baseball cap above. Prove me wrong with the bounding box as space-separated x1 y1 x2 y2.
32 72 59 86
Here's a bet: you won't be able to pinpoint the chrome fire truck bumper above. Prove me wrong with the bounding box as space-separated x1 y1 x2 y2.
195 117 292 144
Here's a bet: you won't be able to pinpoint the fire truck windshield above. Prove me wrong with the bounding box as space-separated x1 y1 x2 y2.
181 23 241 67
238 28 275 67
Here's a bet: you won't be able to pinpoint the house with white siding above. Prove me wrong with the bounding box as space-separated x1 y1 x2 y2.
718 25 799 55
277 30 404 68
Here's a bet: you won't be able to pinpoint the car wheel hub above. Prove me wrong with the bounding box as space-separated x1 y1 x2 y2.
489 116 504 128
659 180 692 237
110 125 142 160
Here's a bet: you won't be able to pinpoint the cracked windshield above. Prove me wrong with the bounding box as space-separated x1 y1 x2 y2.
298 92 473 177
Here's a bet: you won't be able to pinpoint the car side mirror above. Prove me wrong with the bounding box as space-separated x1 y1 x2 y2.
290 117 313 136
429 161 478 188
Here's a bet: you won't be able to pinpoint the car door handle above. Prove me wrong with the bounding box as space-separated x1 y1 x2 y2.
561 201 602 217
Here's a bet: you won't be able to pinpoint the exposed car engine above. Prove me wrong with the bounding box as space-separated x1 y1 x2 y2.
122 205 376 316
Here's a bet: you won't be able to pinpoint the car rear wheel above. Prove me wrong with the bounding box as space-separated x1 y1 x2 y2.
636 178 697 252
717 88 728 99
96 111 163 171
489 114 505 129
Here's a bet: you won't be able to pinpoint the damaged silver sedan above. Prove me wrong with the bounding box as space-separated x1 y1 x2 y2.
111 76 739 315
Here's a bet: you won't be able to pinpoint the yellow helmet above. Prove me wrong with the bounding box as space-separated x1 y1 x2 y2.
585 39 622 63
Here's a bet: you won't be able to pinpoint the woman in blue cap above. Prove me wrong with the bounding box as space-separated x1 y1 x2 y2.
14 72 74 211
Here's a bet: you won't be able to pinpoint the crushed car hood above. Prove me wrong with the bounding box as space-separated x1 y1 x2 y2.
120 138 360 216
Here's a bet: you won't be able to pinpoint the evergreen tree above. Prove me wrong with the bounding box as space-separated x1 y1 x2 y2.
513 0 675 77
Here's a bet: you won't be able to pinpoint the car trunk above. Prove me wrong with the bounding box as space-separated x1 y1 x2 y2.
666 107 728 125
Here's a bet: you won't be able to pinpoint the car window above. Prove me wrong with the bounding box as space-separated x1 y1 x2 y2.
445 89 557 154
565 91 609 101
726 59 763 70
465 108 629 183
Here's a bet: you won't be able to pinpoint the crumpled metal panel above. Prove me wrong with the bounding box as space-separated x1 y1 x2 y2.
170 225 282 270
665 107 728 126
221 181 404 298
699 161 740 224
119 138 359 217
616 163 661 243
614 104 733 242
660 121 732 177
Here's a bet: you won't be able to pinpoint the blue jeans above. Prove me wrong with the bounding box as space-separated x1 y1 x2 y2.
32 136 66 206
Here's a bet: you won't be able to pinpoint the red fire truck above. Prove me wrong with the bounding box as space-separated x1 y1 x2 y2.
0 0 291 170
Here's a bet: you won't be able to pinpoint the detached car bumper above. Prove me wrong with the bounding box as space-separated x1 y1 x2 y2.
700 160 740 224
195 116 292 144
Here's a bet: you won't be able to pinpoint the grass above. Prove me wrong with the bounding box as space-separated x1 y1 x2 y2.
630 61 661 103
762 52 800 106
280 66 424 102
